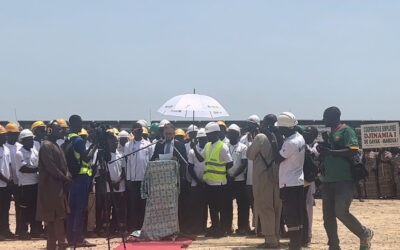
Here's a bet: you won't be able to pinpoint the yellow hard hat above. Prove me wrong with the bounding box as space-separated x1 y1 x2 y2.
217 120 227 128
175 128 186 136
78 128 89 137
106 128 120 135
31 121 46 132
56 118 69 128
130 135 135 140
5 122 20 133
142 127 149 135
113 128 120 135
0 125 7 134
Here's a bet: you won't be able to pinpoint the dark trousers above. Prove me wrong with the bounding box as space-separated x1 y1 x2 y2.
227 181 250 231
95 178 107 232
280 185 304 250
66 174 91 244
178 179 191 233
47 219 67 250
12 184 22 235
106 191 127 232
205 184 230 233
188 185 207 234
126 181 146 231
18 184 42 235
322 181 368 248
0 187 11 235
302 186 310 244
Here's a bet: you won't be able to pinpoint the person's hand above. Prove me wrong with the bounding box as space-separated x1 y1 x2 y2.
247 132 253 143
7 179 13 186
190 140 197 149
318 146 331 157
227 174 235 182
112 181 120 191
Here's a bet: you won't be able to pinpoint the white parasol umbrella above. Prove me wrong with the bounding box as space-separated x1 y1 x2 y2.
157 93 229 119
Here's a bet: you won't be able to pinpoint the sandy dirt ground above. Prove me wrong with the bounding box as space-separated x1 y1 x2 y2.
1 199 399 249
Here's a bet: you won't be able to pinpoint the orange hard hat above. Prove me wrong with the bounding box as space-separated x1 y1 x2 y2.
31 121 46 132
56 118 69 128
0 125 7 134
175 128 186 137
5 122 20 133
142 127 149 135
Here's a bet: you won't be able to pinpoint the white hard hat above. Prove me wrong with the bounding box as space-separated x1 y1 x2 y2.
205 122 220 133
159 119 171 128
275 112 298 128
187 124 199 132
137 120 148 128
18 129 34 141
118 130 130 138
248 115 261 126
228 124 241 134
196 128 207 138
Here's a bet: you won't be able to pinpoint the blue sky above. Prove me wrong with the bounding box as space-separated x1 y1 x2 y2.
1 1 399 122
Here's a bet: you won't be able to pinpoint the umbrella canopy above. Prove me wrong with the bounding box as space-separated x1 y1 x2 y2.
157 94 229 118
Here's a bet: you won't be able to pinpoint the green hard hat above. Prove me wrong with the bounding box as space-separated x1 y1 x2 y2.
150 122 160 133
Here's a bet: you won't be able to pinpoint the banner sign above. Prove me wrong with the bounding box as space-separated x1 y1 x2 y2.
361 122 400 149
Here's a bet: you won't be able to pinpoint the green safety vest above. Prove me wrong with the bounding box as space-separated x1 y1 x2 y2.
203 140 227 182
68 133 92 177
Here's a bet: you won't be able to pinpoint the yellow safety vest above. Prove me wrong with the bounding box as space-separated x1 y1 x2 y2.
68 133 92 177
203 140 227 182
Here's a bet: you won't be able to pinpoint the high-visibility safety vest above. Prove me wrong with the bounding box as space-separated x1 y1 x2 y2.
68 133 92 177
202 140 227 182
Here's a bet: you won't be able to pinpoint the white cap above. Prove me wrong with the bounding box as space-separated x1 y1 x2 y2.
196 128 207 138
137 120 148 128
18 129 34 141
275 112 298 128
187 124 199 132
118 130 130 138
248 115 261 126
159 119 171 128
228 124 241 133
205 122 220 133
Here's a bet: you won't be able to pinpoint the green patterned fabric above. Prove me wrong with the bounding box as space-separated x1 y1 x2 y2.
139 160 180 240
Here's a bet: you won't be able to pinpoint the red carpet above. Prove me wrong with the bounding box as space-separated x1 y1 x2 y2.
114 236 194 250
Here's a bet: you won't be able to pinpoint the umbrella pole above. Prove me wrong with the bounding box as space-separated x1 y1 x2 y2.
193 88 195 131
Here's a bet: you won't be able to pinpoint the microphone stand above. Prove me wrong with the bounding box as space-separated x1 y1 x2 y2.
108 139 161 164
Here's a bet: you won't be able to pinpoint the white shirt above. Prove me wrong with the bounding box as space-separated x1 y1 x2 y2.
0 146 12 187
188 145 205 187
223 137 230 145
56 138 65 147
5 142 22 185
279 132 305 188
15 147 39 186
125 139 153 181
33 140 41 153
85 141 92 150
107 152 126 192
117 144 125 155
227 142 247 182
200 140 232 186
185 142 191 157
240 135 254 185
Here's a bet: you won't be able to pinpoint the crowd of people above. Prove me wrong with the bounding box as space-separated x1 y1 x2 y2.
0 107 374 250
